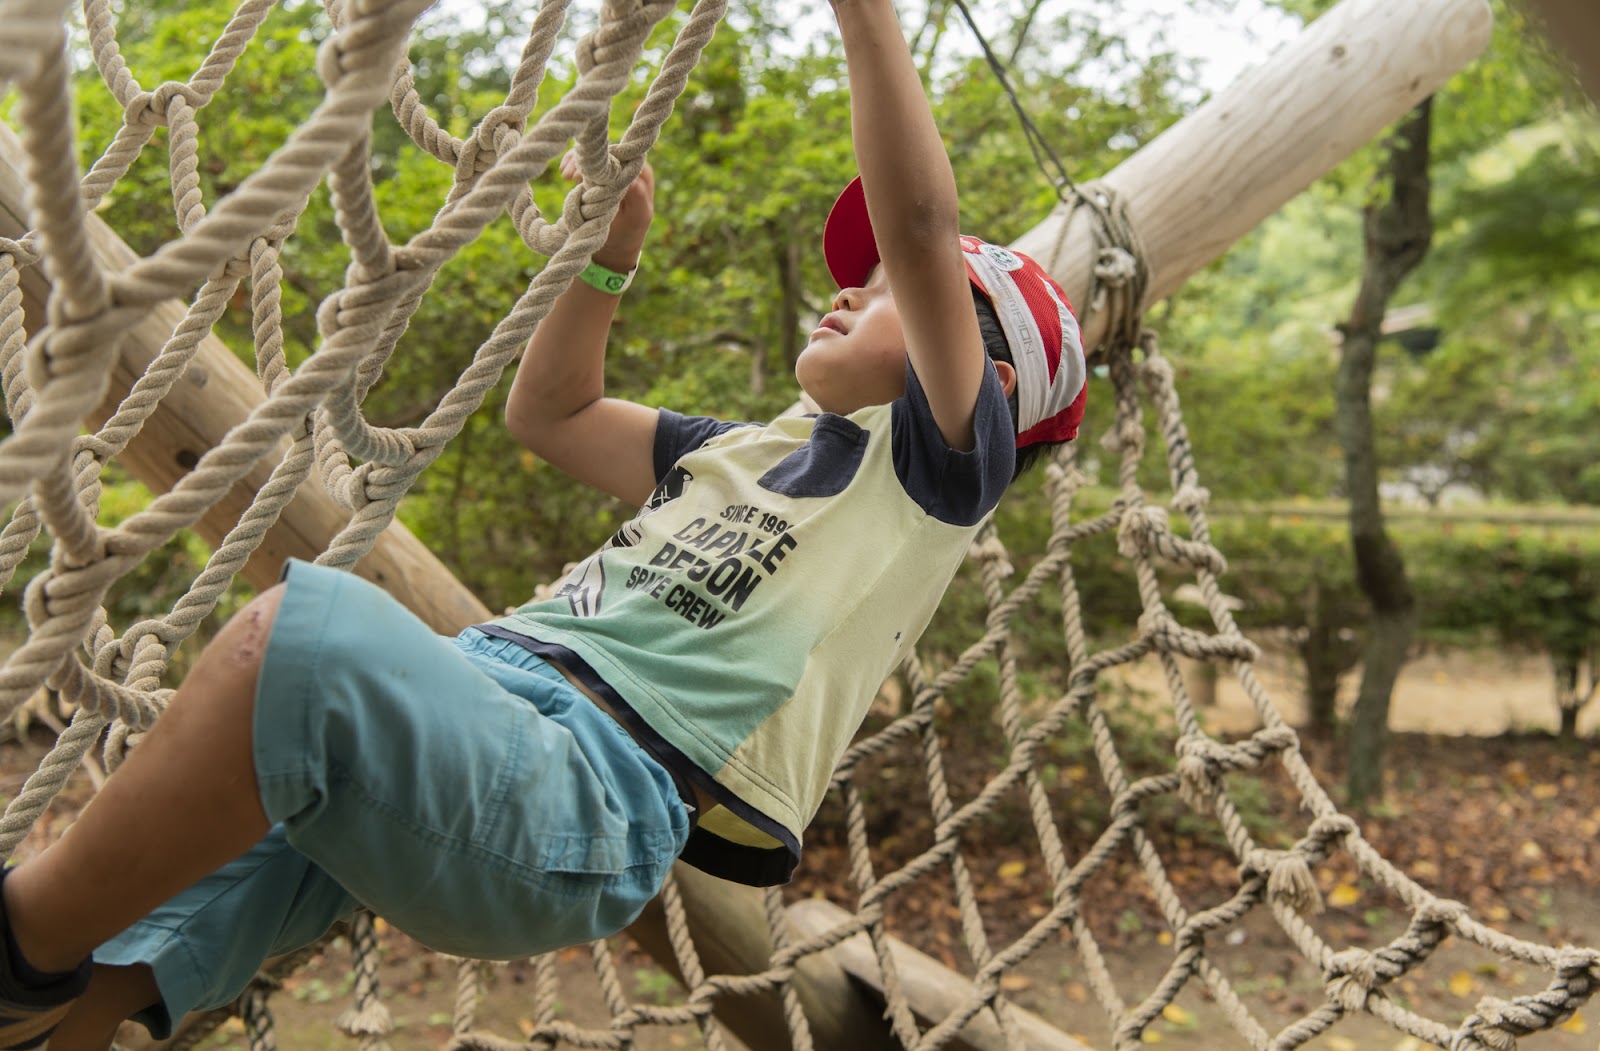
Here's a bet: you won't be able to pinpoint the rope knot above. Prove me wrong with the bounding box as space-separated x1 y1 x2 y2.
1308 813 1359 848
336 1001 394 1039
0 236 40 266
1240 847 1322 915
316 35 352 88
1093 246 1138 287
219 255 253 281
124 81 203 127
26 309 132 389
576 179 628 226
1136 603 1179 642
1117 504 1169 558
966 535 1013 577
1175 734 1226 809
1254 725 1299 755
340 461 377 511
1455 998 1532 1051
103 621 181 686
1138 352 1175 387
1043 461 1085 498
1556 947 1600 985
1325 948 1379 1012
1171 483 1211 514
475 105 525 159
261 212 299 245
1416 898 1468 929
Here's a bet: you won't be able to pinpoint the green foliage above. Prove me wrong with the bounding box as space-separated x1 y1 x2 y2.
1419 519 1600 660
39 0 1186 611
12 0 1597 696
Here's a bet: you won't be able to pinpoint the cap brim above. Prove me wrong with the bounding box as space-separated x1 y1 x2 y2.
823 176 880 290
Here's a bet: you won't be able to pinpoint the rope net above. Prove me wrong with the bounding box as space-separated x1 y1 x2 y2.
0 1 1596 1050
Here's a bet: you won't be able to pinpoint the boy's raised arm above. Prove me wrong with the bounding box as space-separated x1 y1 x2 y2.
831 0 987 451
505 157 661 507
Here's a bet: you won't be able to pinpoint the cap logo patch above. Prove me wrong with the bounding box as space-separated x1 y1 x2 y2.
979 243 1024 271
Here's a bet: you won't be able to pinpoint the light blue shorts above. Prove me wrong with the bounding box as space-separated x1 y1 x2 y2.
94 560 690 1038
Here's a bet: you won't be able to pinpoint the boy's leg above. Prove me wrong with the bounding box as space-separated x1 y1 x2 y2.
1 586 282 974
41 964 157 1051
20 820 357 1051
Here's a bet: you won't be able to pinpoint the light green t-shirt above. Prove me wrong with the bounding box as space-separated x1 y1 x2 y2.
483 365 1014 885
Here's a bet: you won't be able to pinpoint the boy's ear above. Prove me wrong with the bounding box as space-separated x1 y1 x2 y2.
992 359 1017 400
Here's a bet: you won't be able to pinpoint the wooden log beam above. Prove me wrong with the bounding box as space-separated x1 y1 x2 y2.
1014 0 1493 354
1523 0 1600 103
789 899 1095 1051
630 866 901 1050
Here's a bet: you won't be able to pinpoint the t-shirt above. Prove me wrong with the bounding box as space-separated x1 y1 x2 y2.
480 363 1014 885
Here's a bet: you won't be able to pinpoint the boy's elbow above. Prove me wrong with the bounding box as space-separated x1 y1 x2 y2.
890 204 960 260
891 181 960 238
506 391 599 459
912 198 960 241
504 398 546 454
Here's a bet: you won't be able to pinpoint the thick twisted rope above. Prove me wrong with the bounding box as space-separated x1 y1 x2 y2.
4 1 1598 1049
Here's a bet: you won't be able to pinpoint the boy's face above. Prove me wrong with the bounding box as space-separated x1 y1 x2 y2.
794 266 908 415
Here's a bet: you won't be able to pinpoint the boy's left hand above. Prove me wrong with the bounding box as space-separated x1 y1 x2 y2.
560 149 654 273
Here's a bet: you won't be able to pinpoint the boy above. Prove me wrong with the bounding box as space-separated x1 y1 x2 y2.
0 0 1085 1045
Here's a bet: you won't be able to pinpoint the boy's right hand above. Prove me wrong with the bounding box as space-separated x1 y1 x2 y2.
560 149 654 273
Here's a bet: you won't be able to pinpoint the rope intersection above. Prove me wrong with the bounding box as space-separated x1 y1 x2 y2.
0 2 1594 1049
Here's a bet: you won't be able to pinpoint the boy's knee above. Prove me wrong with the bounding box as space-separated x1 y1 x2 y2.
217 583 288 676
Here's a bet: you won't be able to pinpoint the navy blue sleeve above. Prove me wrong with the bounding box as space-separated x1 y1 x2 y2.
652 410 753 483
890 361 1015 525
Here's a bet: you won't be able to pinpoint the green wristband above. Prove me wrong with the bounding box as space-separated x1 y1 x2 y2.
578 260 635 294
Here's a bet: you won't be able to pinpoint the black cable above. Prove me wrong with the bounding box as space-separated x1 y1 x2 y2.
947 0 1078 204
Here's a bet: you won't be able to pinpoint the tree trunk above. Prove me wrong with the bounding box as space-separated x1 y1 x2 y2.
1559 703 1580 743
777 230 803 372
1553 653 1582 741
1339 98 1433 808
1300 578 1347 736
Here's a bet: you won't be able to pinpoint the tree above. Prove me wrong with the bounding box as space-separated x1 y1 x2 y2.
1338 98 1432 808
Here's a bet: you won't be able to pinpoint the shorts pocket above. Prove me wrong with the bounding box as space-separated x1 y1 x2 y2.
478 711 631 877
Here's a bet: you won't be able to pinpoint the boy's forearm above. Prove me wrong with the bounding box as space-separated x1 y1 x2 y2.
506 276 625 436
832 0 961 254
509 156 652 442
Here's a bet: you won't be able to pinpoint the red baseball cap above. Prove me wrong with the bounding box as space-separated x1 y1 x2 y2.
823 176 1086 446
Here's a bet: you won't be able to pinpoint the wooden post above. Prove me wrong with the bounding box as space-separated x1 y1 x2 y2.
0 0 1494 1045
1523 0 1600 103
1013 0 1493 353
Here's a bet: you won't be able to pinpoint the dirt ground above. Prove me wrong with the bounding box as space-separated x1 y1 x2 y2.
4 645 1597 1051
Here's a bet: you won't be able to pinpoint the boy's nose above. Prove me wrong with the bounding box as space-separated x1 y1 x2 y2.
834 287 862 311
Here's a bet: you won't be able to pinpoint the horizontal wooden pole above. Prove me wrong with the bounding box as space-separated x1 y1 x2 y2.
629 865 901 1050
1014 0 1493 354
